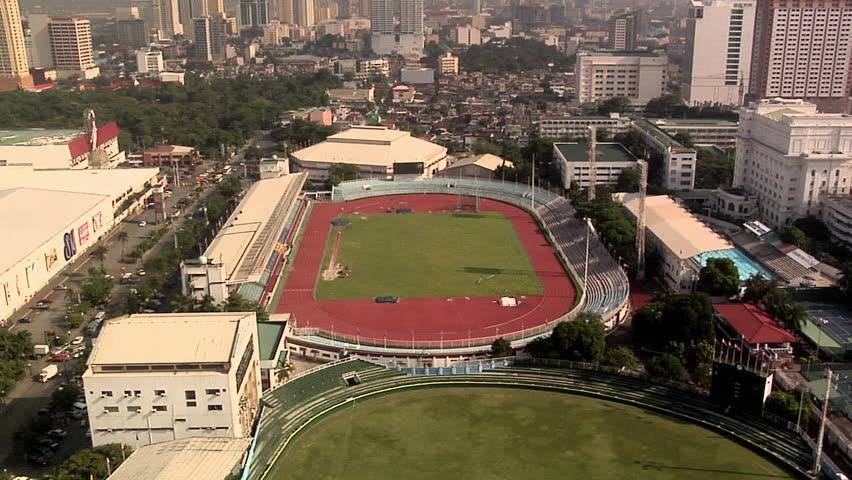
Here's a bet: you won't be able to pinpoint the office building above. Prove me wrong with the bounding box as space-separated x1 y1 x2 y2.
371 0 423 56
82 312 262 447
684 0 755 106
27 14 51 69
650 118 739 148
193 15 226 61
136 48 164 75
749 0 852 111
633 118 697 191
153 0 183 38
454 24 480 45
0 0 32 90
608 11 638 50
240 0 269 27
552 142 640 189
262 20 288 44
293 0 315 26
574 50 667 105
734 98 852 226
277 0 294 23
116 18 149 48
48 16 99 79
438 52 458 75
357 57 388 79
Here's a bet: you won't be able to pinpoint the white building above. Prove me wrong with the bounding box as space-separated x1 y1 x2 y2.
291 126 448 183
357 57 389 79
574 50 667 105
650 118 739 148
47 16 100 79
454 25 481 45
633 118 697 191
0 122 124 169
136 48 164 76
734 98 852 226
82 312 262 447
553 142 640 189
106 437 250 480
261 20 289 45
822 196 852 247
0 166 160 325
437 52 458 75
684 0 756 106
370 0 423 56
538 114 631 139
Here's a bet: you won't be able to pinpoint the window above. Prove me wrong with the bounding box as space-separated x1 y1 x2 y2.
101 391 113 397
153 405 168 412
127 406 142 413
186 401 197 407
123 390 132 397
205 389 220 395
104 406 119 413
134 390 141 397
154 390 166 396
185 390 196 400
208 404 223 411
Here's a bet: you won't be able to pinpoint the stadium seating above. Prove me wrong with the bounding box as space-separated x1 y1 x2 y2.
244 359 812 480
331 179 630 324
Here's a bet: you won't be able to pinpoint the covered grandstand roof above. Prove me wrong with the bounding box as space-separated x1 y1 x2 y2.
291 126 447 168
620 194 731 259
204 172 306 284
445 154 513 172
715 303 796 345
107 437 250 480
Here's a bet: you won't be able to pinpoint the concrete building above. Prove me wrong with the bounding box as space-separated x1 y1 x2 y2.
193 15 226 61
117 18 149 48
143 145 202 167
371 0 423 56
608 11 638 50
0 166 160 325
0 122 123 169
136 48 164 75
633 118 697 191
649 118 738 148
437 52 458 75
400 67 434 84
154 0 183 38
357 57 388 79
749 0 852 111
438 154 512 180
684 0 755 106
454 24 481 45
26 13 51 69
291 126 448 183
48 16 100 79
553 142 639 189
240 0 269 28
734 98 852 226
0 0 33 91
538 114 631 139
262 20 289 45
106 437 250 480
575 50 667 105
82 312 262 447
822 196 852 247
180 171 307 304
292 0 315 26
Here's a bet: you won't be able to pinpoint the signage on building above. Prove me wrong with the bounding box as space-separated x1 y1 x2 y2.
78 223 90 245
44 248 58 271
63 230 77 261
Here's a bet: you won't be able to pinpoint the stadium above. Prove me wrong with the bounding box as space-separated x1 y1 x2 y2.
272 178 631 366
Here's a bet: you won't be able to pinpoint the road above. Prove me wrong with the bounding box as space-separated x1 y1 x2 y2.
0 160 219 474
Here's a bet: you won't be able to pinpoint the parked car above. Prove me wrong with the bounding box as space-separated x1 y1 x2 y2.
137 269 146 276
18 316 32 324
138 221 147 227
40 298 53 304
33 302 49 310
375 296 400 304
47 429 67 439
55 284 68 290
71 336 84 346
48 352 71 362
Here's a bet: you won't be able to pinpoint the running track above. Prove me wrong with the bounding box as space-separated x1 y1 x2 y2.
275 194 577 346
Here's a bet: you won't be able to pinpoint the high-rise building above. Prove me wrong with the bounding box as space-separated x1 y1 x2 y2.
0 0 32 90
27 14 52 68
47 16 100 79
438 52 459 75
153 0 183 38
240 0 269 27
357 0 370 18
292 0 314 26
608 11 638 50
472 0 481 14
399 0 422 34
277 0 294 23
734 98 852 225
749 0 852 111
193 15 227 61
116 18 149 47
684 0 755 106
371 0 422 55
208 0 225 15
136 47 164 75
193 16 212 60
339 0 352 18
370 0 392 33
574 50 668 105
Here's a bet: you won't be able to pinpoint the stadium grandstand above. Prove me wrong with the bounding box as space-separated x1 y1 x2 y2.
180 171 308 306
273 178 630 365
242 357 814 480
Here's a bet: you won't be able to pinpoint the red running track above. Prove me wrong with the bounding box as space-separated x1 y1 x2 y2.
274 194 577 347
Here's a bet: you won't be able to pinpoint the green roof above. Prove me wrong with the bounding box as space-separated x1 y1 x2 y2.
0 128 83 146
648 118 738 127
257 321 286 361
554 142 638 163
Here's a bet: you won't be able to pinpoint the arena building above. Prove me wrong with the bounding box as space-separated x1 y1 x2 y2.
0 165 160 325
289 126 448 184
0 121 123 169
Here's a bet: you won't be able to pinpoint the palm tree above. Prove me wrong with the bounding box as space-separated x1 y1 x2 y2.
90 245 108 268
116 231 129 261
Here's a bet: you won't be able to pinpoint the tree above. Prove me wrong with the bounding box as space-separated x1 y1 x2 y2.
696 258 740 297
764 389 812 424
80 269 114 306
644 94 685 118
473 140 502 155
695 148 734 189
491 338 514 357
550 313 606 362
325 163 357 188
53 444 131 480
89 245 108 267
779 225 811 251
596 96 631 115
602 346 642 371
672 131 694 148
614 167 640 193
52 384 82 411
645 353 688 382
116 231 129 260
596 127 611 142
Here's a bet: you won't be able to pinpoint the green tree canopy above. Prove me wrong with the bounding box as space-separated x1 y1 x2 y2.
645 353 688 382
491 338 514 357
326 163 358 188
596 96 631 115
52 444 131 480
602 346 642 371
527 313 605 362
614 167 640 193
696 258 740 297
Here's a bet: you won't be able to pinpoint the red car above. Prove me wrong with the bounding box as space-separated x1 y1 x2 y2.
49 352 71 362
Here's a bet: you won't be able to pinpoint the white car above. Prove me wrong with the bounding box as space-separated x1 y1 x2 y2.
138 221 147 227
137 269 146 276
71 336 84 346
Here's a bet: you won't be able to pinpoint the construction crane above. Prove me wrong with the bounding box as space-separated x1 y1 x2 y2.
588 126 597 201
636 159 648 279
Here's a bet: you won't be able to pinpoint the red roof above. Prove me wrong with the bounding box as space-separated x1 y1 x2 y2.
714 303 797 345
67 121 120 159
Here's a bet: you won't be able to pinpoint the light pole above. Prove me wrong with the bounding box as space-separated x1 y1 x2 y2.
813 368 838 475
798 318 829 431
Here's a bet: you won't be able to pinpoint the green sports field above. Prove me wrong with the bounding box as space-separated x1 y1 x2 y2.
271 388 794 480
315 212 544 300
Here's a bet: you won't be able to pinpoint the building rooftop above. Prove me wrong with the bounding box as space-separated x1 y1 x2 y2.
0 188 108 273
0 165 159 199
579 49 664 57
0 128 83 146
554 142 638 163
257 321 286 361
292 127 447 167
620 194 731 259
106 437 250 480
633 117 695 152
88 312 255 366
447 153 513 171
715 303 796 345
649 118 738 127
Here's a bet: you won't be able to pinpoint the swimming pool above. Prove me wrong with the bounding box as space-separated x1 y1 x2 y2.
692 248 775 281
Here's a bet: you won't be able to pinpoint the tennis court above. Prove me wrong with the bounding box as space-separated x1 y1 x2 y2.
799 301 852 357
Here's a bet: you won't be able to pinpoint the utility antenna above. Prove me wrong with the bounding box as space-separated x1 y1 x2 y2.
588 126 597 201
636 159 648 279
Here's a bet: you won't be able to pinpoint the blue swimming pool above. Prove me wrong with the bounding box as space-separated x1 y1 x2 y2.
692 248 775 281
